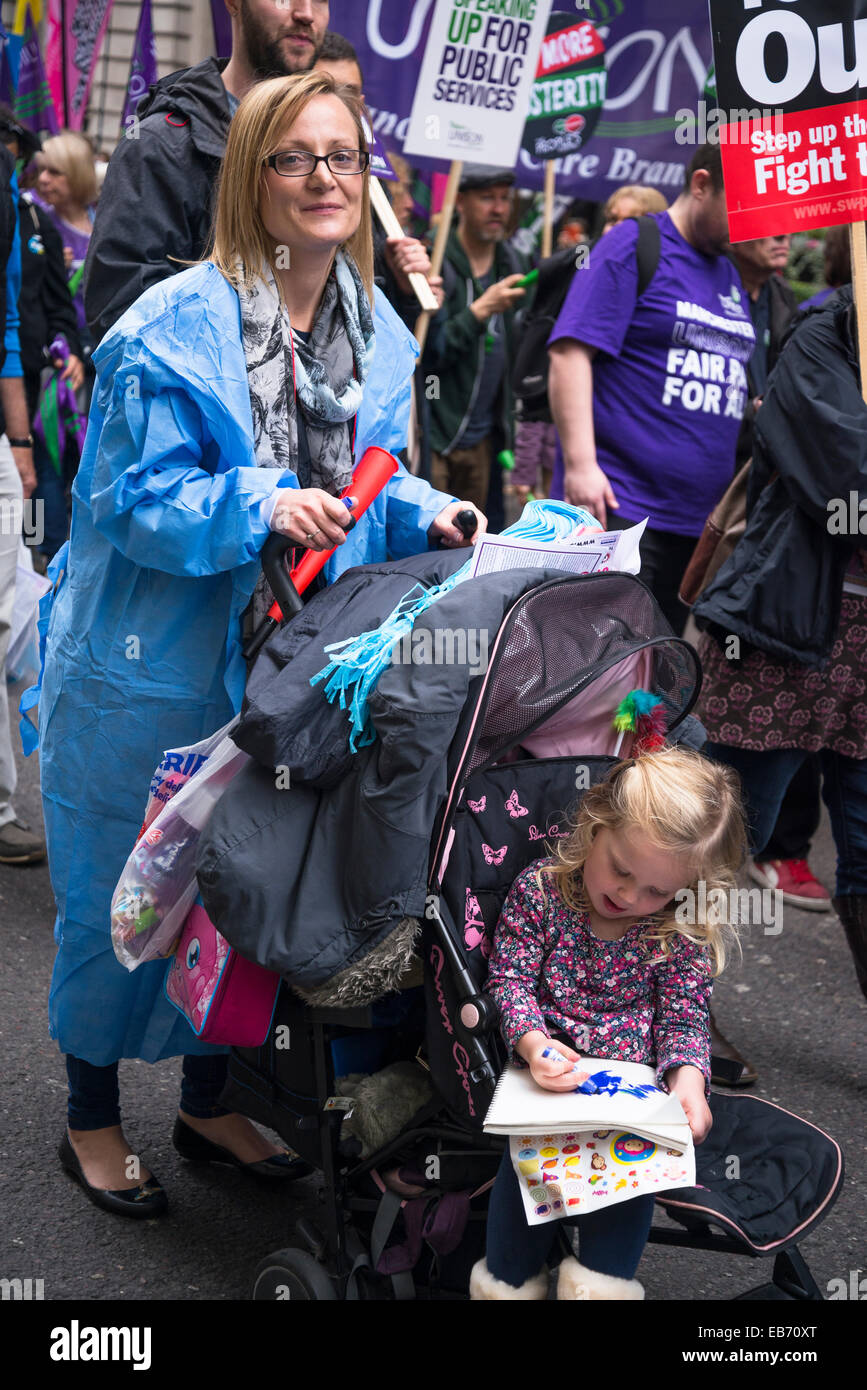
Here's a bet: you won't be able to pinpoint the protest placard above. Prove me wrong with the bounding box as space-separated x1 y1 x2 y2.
709 0 867 240
402 0 554 166
520 9 607 255
521 9 606 164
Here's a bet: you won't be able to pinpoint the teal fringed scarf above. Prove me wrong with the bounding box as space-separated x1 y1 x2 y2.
311 500 601 750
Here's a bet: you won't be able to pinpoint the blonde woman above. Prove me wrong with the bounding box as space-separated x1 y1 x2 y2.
470 747 747 1300
601 182 668 233
36 71 481 1220
36 131 98 355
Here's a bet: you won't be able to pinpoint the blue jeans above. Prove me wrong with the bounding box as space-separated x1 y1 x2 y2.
66 1054 230 1130
486 1150 656 1287
32 433 70 561
704 744 867 896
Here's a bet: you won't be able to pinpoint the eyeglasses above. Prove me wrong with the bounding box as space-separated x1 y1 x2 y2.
264 149 369 178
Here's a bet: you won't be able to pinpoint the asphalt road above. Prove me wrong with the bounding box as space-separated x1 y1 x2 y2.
1 676 864 1306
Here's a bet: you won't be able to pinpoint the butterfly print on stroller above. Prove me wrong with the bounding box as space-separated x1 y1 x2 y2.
481 843 507 865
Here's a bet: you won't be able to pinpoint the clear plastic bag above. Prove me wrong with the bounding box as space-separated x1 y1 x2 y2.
7 542 51 682
111 719 250 970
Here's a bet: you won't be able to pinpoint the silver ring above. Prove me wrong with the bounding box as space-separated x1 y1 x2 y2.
305 531 317 543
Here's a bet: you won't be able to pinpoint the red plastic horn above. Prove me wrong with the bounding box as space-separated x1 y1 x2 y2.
286 445 399 601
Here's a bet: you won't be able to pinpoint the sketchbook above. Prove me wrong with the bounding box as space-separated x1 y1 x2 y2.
483 1058 691 1152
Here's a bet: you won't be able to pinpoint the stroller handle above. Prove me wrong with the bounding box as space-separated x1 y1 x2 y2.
242 533 304 661
243 447 400 661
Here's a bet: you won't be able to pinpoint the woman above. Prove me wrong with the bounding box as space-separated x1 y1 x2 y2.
694 286 867 1020
35 131 97 366
34 70 483 1219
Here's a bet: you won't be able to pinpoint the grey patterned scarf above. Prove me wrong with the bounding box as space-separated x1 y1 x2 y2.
239 250 374 492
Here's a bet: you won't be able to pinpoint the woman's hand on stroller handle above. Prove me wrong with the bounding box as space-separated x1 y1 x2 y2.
270 487 356 551
429 501 488 549
519 1031 589 1092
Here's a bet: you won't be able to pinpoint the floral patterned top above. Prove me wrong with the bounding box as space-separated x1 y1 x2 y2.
487 860 713 1092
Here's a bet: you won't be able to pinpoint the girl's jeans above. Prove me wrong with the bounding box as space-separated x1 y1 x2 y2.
704 743 867 896
486 1150 655 1287
66 1054 230 1130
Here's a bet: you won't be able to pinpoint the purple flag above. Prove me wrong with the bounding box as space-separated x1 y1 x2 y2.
0 24 16 108
121 0 158 134
211 0 232 61
14 6 59 136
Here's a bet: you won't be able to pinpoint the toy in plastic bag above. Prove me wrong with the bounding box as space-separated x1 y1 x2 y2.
111 719 249 970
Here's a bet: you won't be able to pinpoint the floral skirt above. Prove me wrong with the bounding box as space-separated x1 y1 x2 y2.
695 594 867 758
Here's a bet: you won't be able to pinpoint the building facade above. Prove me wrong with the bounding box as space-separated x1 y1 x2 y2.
0 2 216 148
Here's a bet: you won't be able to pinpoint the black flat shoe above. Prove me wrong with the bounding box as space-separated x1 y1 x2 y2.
59 1132 168 1219
172 1116 313 1180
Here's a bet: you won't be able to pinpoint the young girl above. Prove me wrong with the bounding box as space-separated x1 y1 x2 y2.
470 746 747 1301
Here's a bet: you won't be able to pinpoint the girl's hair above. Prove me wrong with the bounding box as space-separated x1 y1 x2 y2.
39 131 98 208
208 70 374 302
543 746 748 975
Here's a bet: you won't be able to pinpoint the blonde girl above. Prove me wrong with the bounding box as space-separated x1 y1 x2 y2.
471 746 747 1301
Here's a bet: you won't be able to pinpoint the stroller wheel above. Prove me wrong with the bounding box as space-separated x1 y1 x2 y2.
251 1247 336 1301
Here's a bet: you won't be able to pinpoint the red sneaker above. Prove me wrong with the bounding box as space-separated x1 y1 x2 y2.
749 857 832 911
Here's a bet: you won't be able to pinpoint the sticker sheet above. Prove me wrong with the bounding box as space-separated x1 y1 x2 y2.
509 1129 696 1226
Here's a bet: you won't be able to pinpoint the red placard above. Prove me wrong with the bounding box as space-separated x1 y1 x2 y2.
709 0 867 239
722 100 867 241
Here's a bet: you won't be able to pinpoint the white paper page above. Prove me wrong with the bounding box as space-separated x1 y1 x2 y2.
484 1058 687 1134
509 1128 696 1226
467 521 647 580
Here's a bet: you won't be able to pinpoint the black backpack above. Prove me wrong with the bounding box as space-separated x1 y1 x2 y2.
511 215 662 421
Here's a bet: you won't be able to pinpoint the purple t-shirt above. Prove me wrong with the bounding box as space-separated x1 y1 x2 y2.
548 212 756 536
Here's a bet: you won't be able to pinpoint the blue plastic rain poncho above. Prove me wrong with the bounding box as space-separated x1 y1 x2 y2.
29 262 455 1065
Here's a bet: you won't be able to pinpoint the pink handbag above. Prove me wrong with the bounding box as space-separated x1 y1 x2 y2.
164 897 280 1047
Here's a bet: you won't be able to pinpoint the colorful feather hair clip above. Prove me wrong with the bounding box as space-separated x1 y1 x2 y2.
612 689 667 757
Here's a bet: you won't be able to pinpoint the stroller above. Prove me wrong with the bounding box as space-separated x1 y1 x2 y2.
201 554 843 1301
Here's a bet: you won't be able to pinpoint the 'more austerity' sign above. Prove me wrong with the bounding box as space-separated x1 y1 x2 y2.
710 0 867 239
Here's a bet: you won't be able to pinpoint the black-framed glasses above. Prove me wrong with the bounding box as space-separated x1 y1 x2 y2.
264 149 370 177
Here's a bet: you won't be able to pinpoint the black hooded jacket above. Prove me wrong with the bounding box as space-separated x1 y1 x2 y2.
83 58 231 343
694 286 866 667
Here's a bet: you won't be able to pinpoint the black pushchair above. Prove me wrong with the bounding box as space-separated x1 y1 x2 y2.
201 549 844 1301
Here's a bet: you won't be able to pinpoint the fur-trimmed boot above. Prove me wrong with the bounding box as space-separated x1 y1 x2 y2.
557 1256 644 1301
833 895 867 1002
469 1259 548 1300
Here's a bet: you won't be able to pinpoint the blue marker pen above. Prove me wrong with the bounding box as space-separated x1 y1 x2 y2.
541 1047 598 1093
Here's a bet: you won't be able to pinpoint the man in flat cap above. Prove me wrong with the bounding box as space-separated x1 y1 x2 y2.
424 166 526 521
